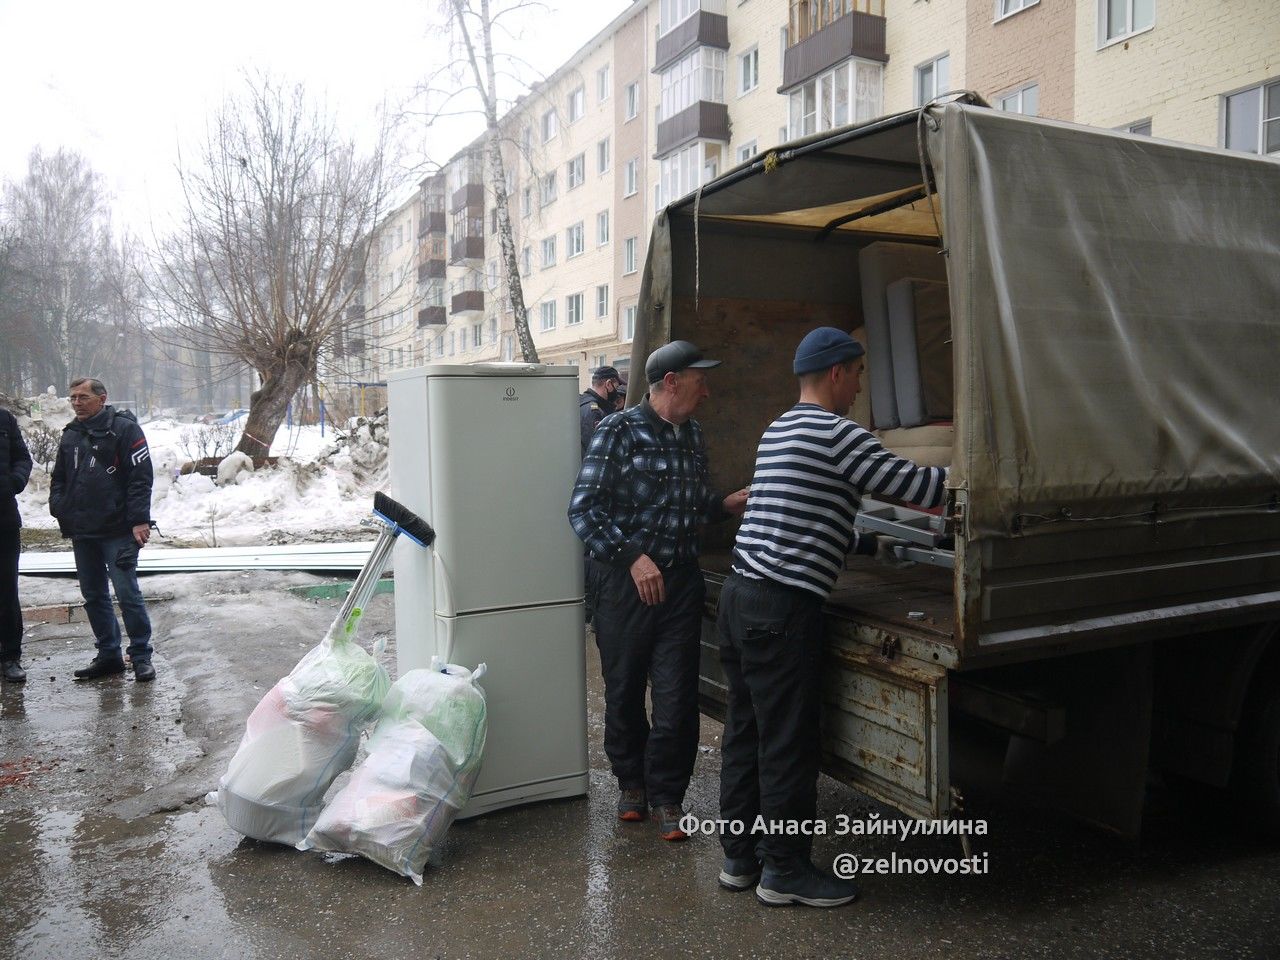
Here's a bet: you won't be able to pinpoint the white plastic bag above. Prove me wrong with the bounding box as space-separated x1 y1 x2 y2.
301 658 488 883
217 636 390 846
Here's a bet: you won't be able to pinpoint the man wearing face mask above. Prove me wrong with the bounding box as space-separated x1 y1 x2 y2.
578 366 624 458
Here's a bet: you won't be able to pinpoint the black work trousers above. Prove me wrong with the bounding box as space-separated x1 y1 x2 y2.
589 558 705 808
0 526 21 661
717 571 826 868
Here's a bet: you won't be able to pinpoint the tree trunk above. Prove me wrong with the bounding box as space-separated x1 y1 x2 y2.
235 361 310 459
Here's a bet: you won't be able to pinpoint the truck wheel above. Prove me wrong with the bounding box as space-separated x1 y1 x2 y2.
1235 687 1280 840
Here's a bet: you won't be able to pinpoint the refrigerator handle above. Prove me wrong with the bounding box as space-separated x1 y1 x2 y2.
435 613 456 666
433 548 459 618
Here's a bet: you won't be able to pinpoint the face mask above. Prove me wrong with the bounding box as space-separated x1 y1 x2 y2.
604 388 619 405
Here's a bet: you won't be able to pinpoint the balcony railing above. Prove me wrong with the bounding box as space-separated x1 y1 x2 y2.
782 7 886 90
418 259 446 282
450 290 484 316
419 210 446 236
417 306 447 327
654 11 729 72
656 101 730 157
449 235 484 263
451 183 484 213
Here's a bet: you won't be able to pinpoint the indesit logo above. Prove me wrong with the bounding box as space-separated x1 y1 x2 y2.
502 386 519 402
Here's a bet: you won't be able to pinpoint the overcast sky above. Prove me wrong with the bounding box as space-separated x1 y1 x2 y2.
0 0 632 233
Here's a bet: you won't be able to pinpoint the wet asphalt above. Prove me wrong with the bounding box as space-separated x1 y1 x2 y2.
1 570 1278 960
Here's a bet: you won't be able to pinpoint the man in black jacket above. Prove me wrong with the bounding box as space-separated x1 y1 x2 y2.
578 366 624 457
50 377 156 682
1 406 33 683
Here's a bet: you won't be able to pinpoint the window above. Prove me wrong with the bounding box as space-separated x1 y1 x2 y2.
737 141 758 164
521 245 531 276
624 158 639 197
449 331 456 355
472 323 483 348
597 210 610 246
567 86 585 123
521 185 533 217
1123 119 1153 136
625 82 639 120
541 108 557 142
435 334 444 358
540 172 558 207
915 54 950 107
1099 0 1154 45
738 46 759 95
1224 80 1280 155
566 293 584 326
502 333 514 361
488 317 498 343
487 259 498 289
787 60 882 139
540 301 557 331
567 154 585 190
597 137 611 173
996 0 1039 19
623 237 638 275
596 284 610 318
542 236 557 268
658 140 722 207
623 304 637 342
659 0 724 36
660 47 726 122
998 83 1039 116
566 222 585 259
597 64 611 102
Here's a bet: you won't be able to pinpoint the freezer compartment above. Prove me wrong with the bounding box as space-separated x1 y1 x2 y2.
430 602 590 819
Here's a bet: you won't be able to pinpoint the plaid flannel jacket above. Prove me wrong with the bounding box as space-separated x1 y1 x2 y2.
568 398 725 568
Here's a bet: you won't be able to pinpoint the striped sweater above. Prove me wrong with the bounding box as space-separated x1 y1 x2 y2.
732 403 947 598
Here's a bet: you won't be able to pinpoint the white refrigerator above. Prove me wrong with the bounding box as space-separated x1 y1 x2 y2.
386 363 589 818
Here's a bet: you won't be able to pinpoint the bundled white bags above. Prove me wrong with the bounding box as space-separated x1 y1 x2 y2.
301 659 489 884
217 636 390 846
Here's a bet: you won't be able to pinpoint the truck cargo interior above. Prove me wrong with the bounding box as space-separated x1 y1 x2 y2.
631 99 1280 838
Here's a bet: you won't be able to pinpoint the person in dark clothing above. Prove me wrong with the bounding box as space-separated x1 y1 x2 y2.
49 377 157 683
578 365 625 457
569 341 748 841
716 328 947 908
1 407 33 683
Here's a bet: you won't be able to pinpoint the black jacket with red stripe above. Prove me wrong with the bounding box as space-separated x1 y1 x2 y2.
50 406 153 539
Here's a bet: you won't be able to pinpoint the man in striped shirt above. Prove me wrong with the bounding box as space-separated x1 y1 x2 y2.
569 340 748 841
716 327 947 907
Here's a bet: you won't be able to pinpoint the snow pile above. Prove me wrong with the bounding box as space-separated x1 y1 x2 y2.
11 397 392 546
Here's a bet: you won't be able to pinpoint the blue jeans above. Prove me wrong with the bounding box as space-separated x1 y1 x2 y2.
72 534 152 663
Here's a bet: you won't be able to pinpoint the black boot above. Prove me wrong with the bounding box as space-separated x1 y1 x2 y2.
1 660 26 683
133 660 156 682
74 655 126 681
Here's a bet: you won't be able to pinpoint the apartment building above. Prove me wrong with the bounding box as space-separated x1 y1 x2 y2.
348 0 1276 394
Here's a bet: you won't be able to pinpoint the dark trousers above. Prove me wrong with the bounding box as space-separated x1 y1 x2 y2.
72 534 152 663
0 526 20 661
589 558 705 808
717 571 826 869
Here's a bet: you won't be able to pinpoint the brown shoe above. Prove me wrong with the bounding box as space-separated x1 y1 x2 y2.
617 788 647 822
653 804 688 842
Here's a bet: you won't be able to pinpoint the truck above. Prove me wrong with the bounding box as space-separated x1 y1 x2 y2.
628 95 1280 838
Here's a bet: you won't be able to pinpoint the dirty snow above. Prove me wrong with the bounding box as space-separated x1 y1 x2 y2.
14 396 388 547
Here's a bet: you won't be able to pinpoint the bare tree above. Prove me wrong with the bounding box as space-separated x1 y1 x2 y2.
0 148 125 394
420 0 548 363
153 75 397 459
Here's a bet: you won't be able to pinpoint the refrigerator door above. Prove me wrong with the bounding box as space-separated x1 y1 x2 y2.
435 602 589 818
388 364 583 619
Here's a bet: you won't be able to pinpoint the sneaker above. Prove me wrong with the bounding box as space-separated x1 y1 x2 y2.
1 660 26 683
73 656 127 681
133 660 156 683
652 804 688 842
718 856 762 892
756 860 859 908
617 788 647 822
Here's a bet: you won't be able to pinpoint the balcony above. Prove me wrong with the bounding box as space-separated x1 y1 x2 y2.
654 11 728 72
418 259 446 282
781 8 886 91
450 290 484 317
417 306 447 327
449 235 484 264
419 210 446 236
451 183 484 213
345 304 365 322
656 101 730 157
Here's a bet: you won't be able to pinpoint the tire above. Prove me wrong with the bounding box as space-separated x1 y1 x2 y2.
1235 684 1280 840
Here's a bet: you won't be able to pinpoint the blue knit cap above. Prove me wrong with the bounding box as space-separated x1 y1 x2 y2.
793 327 865 375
